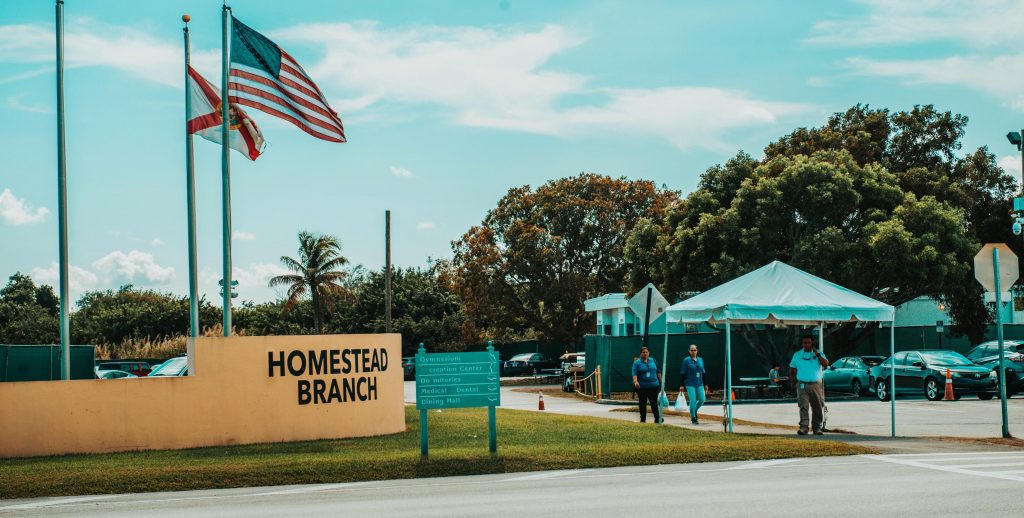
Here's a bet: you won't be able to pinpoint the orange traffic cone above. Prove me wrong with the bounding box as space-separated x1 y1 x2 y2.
731 390 737 401
538 392 545 410
943 368 955 401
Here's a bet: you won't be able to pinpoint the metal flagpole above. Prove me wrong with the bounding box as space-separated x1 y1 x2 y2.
55 0 71 380
183 15 199 340
220 3 233 336
386 210 392 333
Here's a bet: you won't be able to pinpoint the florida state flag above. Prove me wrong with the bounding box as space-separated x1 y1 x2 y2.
187 65 265 160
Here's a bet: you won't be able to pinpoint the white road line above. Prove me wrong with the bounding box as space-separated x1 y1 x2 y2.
953 462 1024 469
863 455 1024 482
0 495 117 511
502 469 593 482
926 455 1024 463
885 451 1018 457
253 482 373 496
726 458 803 470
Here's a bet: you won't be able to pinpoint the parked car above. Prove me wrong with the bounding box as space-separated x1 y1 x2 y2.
823 355 884 396
965 340 1024 396
560 352 586 392
94 369 137 380
503 353 557 376
402 357 416 380
95 361 151 377
869 350 996 401
147 355 189 377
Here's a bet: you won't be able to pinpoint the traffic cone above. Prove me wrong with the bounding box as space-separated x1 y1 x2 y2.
943 368 955 401
731 390 737 401
538 392 545 410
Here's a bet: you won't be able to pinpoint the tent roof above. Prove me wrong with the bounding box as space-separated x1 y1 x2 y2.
665 261 894 324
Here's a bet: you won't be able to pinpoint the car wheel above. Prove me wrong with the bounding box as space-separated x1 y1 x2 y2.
954 393 962 400
529 366 537 376
875 378 890 401
851 379 863 396
924 378 942 401
978 393 995 400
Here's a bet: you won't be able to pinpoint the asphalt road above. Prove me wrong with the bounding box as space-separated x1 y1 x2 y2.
5 451 1023 517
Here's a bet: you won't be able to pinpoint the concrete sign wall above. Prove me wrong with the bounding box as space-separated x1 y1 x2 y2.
0 334 404 458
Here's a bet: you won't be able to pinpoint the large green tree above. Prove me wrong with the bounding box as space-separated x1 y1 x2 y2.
71 285 219 354
0 273 59 344
446 173 679 345
628 105 1014 365
269 231 350 334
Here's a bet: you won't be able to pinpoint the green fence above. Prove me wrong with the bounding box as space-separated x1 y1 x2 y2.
0 344 96 381
584 325 1024 398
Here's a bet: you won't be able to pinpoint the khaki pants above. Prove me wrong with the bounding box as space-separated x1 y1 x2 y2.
797 381 825 432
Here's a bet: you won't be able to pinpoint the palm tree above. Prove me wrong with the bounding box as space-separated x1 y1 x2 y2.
269 231 349 334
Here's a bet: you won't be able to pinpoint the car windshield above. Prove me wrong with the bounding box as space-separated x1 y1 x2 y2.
510 354 533 361
919 351 973 366
149 357 187 376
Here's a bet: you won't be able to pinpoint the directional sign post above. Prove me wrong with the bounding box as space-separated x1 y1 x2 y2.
415 342 501 456
974 243 1019 438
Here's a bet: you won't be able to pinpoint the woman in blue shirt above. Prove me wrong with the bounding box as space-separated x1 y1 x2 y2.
679 344 707 424
631 347 662 423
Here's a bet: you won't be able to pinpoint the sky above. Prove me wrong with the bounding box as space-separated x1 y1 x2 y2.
2 0 1024 305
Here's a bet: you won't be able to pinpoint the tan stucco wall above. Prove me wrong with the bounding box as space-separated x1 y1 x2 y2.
0 334 404 458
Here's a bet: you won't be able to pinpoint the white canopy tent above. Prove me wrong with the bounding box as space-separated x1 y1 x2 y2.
665 261 898 435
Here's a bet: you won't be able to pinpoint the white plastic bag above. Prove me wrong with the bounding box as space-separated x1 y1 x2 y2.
673 390 687 411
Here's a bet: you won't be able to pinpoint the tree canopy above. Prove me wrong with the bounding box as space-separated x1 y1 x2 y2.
444 173 679 345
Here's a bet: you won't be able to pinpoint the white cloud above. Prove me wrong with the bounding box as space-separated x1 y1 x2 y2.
6 94 49 113
389 166 414 178
0 20 218 88
416 222 437 230
234 231 256 241
150 238 165 246
92 250 175 285
276 22 806 149
0 19 804 149
31 262 100 293
0 188 48 225
807 0 1024 48
1000 155 1022 185
845 54 1024 110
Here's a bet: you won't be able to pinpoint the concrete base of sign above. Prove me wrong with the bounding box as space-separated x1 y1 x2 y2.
0 334 404 458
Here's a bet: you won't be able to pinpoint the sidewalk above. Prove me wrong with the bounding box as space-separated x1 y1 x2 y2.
403 382 1024 454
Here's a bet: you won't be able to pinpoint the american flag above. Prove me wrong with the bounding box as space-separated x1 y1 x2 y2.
228 16 346 143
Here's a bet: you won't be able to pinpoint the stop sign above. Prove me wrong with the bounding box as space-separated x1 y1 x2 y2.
974 243 1019 293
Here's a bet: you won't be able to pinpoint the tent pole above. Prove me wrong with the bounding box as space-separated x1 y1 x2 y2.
725 319 733 433
890 319 896 438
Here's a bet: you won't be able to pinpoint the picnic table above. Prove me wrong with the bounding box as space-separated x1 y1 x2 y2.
736 377 787 398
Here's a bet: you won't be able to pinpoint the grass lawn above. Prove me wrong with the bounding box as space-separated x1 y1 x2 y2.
0 406 872 499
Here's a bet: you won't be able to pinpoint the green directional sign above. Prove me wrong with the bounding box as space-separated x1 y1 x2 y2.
416 343 502 456
415 350 501 409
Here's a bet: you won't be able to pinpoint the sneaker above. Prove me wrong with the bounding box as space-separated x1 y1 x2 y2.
691 417 698 424
813 430 824 435
797 429 808 435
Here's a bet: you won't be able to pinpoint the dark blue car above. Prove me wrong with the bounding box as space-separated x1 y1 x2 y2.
869 350 996 401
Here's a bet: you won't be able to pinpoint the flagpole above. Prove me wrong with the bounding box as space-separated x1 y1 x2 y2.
183 15 200 339
220 3 233 336
55 0 70 380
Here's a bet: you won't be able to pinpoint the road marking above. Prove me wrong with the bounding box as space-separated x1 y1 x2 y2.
953 462 1024 469
885 451 1022 457
254 482 373 496
726 458 802 470
926 455 1024 463
0 495 117 511
502 469 593 482
863 454 1024 482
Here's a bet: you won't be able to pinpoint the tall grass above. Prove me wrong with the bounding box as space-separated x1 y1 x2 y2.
95 325 246 360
